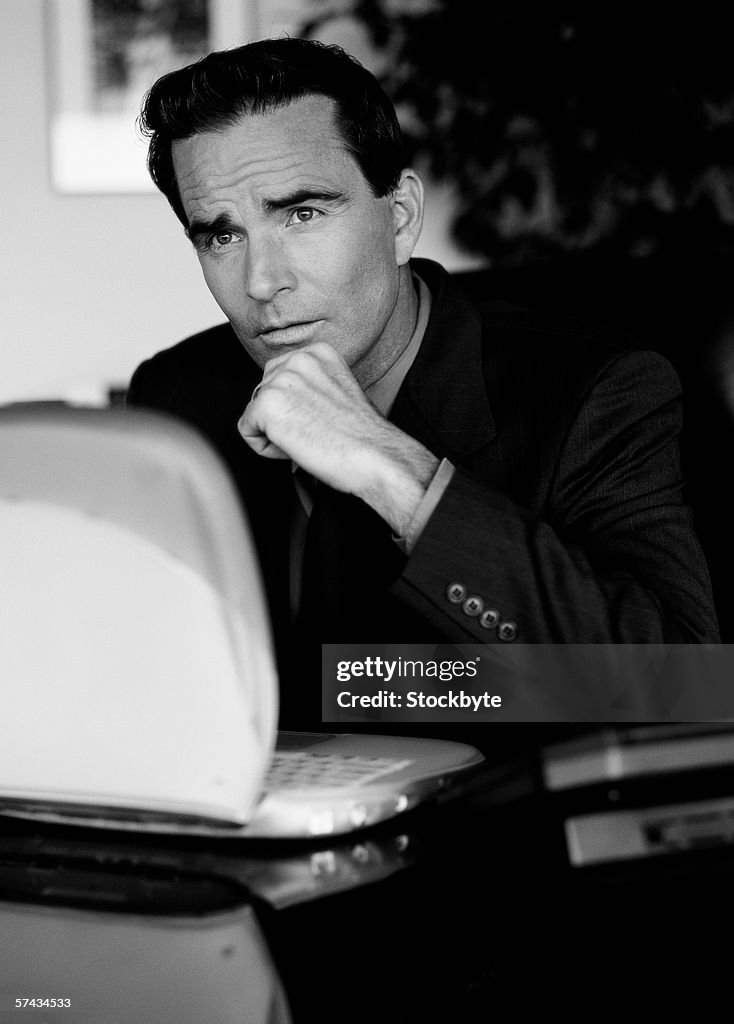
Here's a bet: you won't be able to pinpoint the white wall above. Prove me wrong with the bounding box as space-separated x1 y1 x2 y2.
0 0 484 405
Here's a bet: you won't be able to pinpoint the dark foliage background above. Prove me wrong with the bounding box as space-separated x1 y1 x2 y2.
304 1 734 266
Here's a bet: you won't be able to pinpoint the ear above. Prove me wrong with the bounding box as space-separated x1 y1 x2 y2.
390 168 424 266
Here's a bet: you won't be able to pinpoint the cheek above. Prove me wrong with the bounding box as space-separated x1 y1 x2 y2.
314 224 396 308
200 261 225 299
320 206 395 276
200 260 242 315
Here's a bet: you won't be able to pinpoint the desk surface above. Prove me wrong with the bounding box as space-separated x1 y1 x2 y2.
0 752 730 1023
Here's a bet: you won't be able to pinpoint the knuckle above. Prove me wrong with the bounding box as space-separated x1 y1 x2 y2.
287 350 314 371
258 385 282 411
273 367 301 391
314 341 343 367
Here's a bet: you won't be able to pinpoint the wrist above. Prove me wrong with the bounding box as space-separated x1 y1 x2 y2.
352 430 440 536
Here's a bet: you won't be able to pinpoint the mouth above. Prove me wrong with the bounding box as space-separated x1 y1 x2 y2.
256 320 323 346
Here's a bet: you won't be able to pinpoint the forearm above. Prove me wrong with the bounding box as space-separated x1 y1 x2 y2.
350 424 440 537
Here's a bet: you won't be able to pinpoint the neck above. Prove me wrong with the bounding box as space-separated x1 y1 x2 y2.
353 264 419 389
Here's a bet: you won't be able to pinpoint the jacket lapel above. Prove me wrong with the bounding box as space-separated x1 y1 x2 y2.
389 259 495 461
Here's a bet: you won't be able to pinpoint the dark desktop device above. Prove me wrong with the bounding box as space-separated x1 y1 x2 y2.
541 723 734 866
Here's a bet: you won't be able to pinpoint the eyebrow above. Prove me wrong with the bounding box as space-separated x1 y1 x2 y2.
261 187 347 213
186 212 240 246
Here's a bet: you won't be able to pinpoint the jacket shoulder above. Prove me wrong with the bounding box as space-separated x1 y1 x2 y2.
127 322 256 419
469 288 679 388
128 322 252 387
420 257 673 386
135 322 244 374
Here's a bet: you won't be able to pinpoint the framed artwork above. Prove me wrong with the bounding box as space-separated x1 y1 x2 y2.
46 0 307 193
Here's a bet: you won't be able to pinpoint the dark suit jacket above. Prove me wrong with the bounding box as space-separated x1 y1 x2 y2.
127 259 720 721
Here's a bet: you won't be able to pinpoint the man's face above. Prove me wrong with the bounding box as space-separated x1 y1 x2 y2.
172 95 414 382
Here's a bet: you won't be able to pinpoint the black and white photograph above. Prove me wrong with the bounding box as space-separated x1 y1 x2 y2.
2 1 734 1019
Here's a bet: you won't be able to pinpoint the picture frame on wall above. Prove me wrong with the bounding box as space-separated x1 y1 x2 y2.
45 0 307 194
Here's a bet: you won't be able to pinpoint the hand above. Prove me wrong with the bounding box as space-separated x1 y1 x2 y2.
238 342 439 535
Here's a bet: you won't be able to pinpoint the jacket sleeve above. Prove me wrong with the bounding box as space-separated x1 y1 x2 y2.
392 350 720 643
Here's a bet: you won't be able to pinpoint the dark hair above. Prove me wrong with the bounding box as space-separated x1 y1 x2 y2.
138 37 404 226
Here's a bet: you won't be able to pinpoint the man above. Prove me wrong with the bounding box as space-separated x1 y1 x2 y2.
128 38 719 726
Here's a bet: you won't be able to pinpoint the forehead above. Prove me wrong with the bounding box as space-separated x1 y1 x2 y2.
172 95 362 217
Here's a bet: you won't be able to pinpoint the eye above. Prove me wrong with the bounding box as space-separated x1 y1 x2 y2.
286 207 320 226
197 228 242 255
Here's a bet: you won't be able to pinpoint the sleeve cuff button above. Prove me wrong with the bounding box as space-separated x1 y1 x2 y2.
479 608 500 630
498 620 518 642
446 582 467 604
462 595 484 617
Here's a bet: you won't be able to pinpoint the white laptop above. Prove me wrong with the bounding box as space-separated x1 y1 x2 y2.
0 405 484 839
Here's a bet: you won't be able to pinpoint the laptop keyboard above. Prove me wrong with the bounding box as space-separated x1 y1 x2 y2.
264 751 412 791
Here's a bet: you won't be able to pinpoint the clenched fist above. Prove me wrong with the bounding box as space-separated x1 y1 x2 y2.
238 341 439 536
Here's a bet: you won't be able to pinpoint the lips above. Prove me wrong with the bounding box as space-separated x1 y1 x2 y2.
256 320 322 346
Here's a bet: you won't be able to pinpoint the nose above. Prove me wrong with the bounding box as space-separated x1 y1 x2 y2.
245 233 296 302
